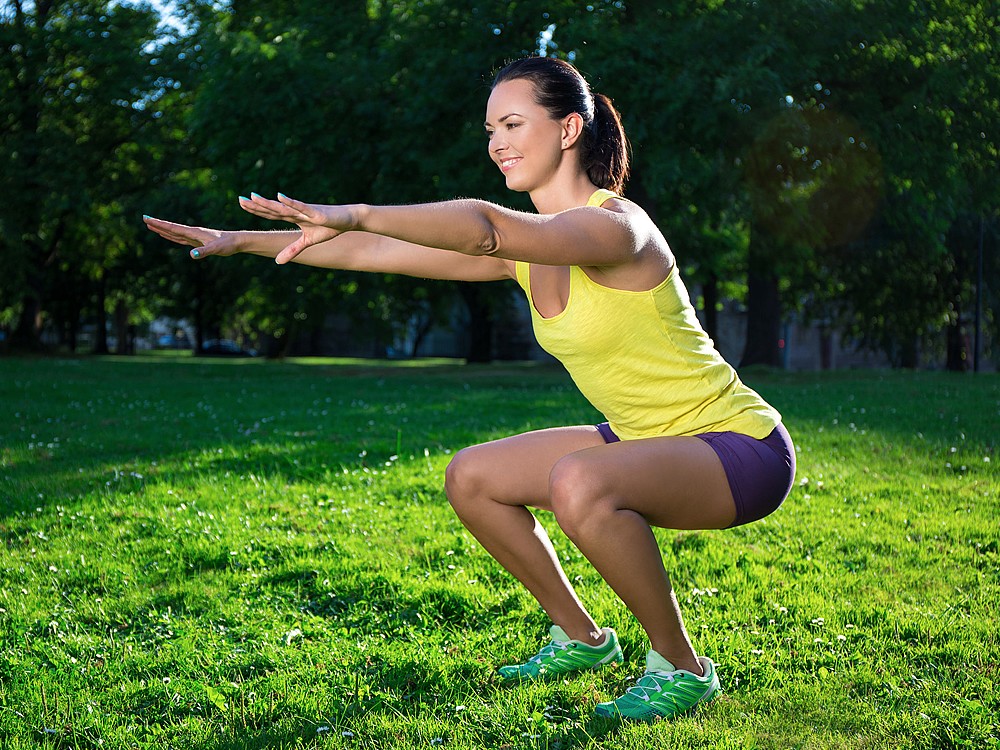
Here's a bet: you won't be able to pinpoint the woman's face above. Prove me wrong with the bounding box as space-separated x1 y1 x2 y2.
485 79 566 194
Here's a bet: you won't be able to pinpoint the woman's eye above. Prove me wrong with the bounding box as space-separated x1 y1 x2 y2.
485 130 494 139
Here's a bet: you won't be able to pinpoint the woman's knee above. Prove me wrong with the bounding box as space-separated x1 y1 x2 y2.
444 445 487 510
549 455 608 538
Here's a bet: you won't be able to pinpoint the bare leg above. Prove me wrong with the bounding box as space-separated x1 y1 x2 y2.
547 437 736 674
444 427 608 644
445 428 737 674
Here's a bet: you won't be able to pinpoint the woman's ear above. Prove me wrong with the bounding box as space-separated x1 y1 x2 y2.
561 112 585 150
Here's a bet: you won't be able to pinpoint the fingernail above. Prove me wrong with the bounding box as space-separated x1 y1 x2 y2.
239 195 250 202
277 192 287 200
250 192 261 199
191 249 201 258
142 214 151 220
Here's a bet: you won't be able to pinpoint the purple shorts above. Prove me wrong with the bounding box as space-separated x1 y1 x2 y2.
596 422 795 528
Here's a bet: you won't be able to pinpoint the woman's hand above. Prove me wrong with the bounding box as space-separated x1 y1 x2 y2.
142 216 243 259
239 193 357 265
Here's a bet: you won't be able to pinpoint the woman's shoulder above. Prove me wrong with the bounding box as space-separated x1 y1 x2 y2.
593 193 663 249
582 191 674 283
589 190 654 228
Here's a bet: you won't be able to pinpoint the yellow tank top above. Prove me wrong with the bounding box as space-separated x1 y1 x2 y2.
514 189 781 440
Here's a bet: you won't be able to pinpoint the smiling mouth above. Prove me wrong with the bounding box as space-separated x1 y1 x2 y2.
499 158 521 173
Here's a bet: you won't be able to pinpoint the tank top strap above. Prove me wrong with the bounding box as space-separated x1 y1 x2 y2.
587 188 620 207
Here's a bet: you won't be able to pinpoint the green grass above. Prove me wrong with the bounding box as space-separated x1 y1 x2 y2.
1 356 997 749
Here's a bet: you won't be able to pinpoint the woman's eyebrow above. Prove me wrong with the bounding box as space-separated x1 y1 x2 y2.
483 112 523 127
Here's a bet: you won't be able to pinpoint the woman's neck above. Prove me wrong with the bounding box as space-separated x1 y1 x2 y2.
529 170 601 214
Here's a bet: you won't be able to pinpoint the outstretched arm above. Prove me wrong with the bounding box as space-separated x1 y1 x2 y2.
240 193 647 268
142 215 513 282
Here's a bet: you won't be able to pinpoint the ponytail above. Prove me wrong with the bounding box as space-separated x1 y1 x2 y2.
493 56 631 194
584 93 630 195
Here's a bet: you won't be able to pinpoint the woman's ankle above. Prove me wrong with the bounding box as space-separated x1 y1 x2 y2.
562 624 605 647
650 644 703 676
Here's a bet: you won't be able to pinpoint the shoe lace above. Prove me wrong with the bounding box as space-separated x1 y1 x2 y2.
625 670 675 702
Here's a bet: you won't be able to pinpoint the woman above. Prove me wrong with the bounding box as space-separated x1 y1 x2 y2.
144 56 795 721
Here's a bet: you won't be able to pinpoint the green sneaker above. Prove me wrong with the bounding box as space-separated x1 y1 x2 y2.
594 650 719 721
498 625 623 682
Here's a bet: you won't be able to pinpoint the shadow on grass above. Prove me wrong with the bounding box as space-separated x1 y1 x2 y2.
191 696 632 750
0 356 595 519
261 565 513 635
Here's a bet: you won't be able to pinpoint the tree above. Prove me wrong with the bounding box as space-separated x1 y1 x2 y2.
803 0 999 367
4 0 994 366
559 2 817 366
163 0 590 360
574 0 997 369
0 0 165 350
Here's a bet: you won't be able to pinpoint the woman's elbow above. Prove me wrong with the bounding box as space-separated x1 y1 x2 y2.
469 204 501 256
476 225 501 256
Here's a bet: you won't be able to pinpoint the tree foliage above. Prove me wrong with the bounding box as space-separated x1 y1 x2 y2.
0 0 168 349
0 0 996 367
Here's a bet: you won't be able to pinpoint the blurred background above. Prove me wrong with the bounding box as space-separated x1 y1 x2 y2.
1 0 996 370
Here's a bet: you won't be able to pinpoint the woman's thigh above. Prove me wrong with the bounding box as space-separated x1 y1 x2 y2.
445 425 607 510
448 427 746 531
550 436 738 530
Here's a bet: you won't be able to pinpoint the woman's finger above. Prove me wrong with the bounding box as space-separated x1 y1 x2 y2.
145 223 186 243
276 193 311 215
275 236 308 265
144 216 195 242
246 192 294 214
144 221 203 247
241 193 312 224
143 215 176 230
239 195 295 223
238 194 276 218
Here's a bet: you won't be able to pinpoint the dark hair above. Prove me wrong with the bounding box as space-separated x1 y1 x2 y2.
492 56 630 194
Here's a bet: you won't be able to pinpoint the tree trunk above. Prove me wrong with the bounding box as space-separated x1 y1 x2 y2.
410 313 434 358
93 276 109 355
819 326 833 370
68 308 80 354
193 271 205 354
458 282 493 363
945 318 968 372
702 273 719 343
740 233 782 368
7 3 50 352
11 292 44 351
309 322 323 356
114 299 129 355
898 338 920 369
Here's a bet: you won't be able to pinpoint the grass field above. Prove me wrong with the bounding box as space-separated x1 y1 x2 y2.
1 356 997 749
